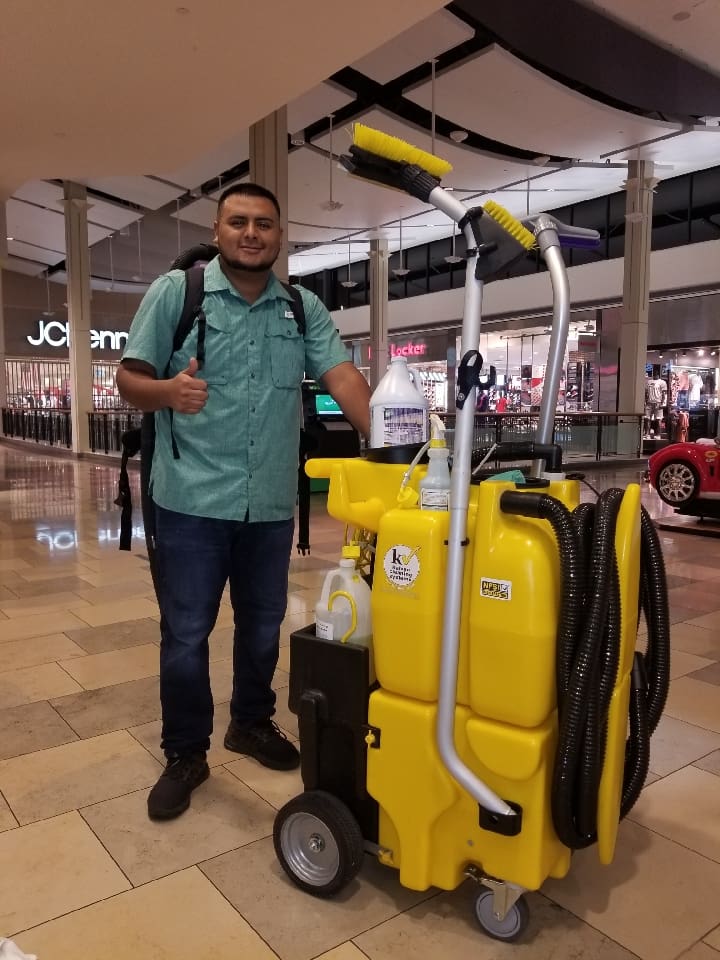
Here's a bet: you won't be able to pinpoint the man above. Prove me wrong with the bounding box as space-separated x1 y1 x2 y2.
117 183 371 820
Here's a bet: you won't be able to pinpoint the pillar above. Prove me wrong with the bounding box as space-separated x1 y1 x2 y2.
617 160 655 450
368 238 389 390
63 181 93 454
249 107 289 280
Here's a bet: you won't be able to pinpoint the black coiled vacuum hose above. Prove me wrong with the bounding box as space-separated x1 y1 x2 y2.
500 487 671 850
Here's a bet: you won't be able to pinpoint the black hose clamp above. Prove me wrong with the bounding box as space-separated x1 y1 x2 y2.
456 351 496 409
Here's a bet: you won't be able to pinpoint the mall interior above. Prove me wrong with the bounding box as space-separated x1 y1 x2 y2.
1 2 720 958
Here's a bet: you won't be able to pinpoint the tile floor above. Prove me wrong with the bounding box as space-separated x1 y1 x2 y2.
0 445 718 959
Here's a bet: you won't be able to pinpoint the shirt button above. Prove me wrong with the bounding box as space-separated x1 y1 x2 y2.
250 439 255 446
250 406 256 413
250 373 255 379
249 339 255 346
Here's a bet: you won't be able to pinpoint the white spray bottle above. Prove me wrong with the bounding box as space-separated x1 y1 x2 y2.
419 414 451 511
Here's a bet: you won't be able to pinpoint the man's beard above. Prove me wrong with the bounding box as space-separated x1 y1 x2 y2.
219 248 278 274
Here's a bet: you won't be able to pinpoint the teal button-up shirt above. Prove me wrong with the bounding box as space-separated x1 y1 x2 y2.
122 257 349 521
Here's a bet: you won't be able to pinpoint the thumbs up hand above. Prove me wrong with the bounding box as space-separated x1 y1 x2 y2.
169 358 208 413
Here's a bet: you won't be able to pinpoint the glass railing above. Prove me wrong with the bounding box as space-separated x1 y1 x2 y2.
2 409 643 463
439 412 643 463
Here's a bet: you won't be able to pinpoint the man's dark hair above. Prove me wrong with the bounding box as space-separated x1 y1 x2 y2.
217 182 281 218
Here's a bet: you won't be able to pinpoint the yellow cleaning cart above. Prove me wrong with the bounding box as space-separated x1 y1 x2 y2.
273 126 670 941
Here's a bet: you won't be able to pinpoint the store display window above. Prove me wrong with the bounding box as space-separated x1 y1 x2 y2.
4 359 127 410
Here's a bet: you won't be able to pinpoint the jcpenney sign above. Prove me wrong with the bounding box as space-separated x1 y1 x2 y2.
27 320 128 352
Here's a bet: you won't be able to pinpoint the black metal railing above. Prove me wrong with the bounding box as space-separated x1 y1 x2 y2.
88 412 143 454
1 409 144 454
440 412 643 463
2 408 73 447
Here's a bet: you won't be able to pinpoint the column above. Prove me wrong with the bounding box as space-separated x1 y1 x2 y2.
617 159 655 451
249 107 289 280
63 181 93 455
0 203 7 411
368 238 389 390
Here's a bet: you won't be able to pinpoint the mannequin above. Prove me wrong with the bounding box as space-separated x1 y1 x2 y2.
645 375 667 437
670 406 689 443
688 371 703 407
677 369 689 408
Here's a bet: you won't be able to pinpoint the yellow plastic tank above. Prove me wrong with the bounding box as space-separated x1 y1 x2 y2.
371 502 473 705
465 479 580 728
366 689 571 892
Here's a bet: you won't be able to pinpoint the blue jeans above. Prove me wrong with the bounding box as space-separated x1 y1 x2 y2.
153 504 294 757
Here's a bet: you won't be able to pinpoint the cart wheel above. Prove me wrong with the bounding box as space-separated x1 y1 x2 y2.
474 889 529 942
273 790 364 897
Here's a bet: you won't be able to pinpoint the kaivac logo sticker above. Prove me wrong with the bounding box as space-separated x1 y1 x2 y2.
383 544 421 589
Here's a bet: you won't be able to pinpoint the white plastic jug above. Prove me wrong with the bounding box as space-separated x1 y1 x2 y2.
370 356 429 448
315 545 372 646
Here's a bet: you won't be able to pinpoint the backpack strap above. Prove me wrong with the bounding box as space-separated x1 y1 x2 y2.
167 265 207 458
280 281 306 336
173 266 207 365
114 427 142 551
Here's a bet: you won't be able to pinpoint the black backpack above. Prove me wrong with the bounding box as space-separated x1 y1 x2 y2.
115 243 306 588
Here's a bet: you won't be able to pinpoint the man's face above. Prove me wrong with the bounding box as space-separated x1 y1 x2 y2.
213 193 282 273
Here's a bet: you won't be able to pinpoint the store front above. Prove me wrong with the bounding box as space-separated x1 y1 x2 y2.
645 346 719 442
346 326 600 415
3 313 131 410
349 332 454 412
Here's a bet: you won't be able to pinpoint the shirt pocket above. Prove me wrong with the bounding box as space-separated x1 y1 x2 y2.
266 327 305 389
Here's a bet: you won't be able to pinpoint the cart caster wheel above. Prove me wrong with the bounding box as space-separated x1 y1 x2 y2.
273 790 364 897
474 889 529 942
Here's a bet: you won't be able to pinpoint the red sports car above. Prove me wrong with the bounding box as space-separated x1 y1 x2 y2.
647 439 720 506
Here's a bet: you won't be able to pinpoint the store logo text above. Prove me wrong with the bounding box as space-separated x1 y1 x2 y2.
27 320 128 351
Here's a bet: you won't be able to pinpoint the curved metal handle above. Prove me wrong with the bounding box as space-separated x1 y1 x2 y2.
524 214 601 249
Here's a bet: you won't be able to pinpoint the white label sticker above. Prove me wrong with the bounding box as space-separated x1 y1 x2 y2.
383 544 421 589
284 310 296 320
316 619 334 641
480 577 512 601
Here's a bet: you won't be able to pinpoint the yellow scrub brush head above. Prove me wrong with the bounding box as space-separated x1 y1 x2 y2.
483 200 536 251
340 123 453 202
466 200 537 282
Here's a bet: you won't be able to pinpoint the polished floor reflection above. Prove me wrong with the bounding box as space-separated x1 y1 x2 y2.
0 445 718 959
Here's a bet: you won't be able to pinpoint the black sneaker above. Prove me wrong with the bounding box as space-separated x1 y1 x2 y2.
224 718 300 770
147 753 210 821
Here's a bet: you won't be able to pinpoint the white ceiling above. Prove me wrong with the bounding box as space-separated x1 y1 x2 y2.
0 0 446 198
405 45 681 158
2 1 719 285
350 8 475 84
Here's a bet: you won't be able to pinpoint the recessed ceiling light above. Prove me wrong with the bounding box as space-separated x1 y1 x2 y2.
449 130 468 143
6 236 14 241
